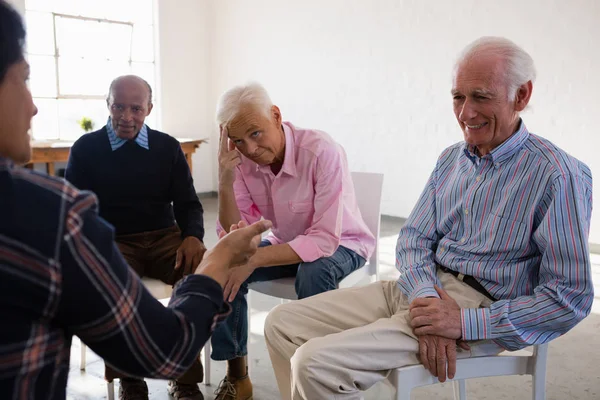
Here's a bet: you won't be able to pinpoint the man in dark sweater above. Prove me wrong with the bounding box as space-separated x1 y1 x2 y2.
65 75 207 400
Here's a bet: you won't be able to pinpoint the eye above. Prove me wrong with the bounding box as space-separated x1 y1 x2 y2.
474 95 488 100
453 95 464 101
250 131 260 138
233 139 243 145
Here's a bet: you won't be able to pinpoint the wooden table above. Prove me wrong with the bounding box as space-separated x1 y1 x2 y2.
27 138 207 176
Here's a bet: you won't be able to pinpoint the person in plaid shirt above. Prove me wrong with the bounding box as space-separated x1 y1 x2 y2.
0 2 272 399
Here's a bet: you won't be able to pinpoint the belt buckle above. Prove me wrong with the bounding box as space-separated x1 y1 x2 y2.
457 273 465 282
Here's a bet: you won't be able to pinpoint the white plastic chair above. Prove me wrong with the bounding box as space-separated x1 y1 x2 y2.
386 343 549 400
243 171 384 373
79 277 212 400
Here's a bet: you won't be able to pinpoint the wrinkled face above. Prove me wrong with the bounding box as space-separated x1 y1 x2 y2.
452 54 528 155
226 104 285 165
107 77 153 140
0 60 38 164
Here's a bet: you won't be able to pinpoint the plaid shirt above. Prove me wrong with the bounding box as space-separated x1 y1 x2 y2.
0 157 230 399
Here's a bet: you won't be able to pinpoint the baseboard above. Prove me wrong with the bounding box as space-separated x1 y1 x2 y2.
197 191 217 199
589 242 600 255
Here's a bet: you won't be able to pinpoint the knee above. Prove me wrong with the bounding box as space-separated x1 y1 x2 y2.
264 303 294 347
295 261 335 298
290 339 326 386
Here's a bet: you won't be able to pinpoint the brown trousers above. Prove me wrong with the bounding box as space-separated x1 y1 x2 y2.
105 226 204 384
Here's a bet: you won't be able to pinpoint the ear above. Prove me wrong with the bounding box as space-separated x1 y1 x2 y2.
271 105 282 125
514 81 533 112
146 102 154 116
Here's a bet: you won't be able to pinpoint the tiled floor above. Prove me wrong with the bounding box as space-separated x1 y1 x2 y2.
66 197 600 399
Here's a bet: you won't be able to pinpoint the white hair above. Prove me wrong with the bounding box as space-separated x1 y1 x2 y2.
454 36 536 100
216 82 273 126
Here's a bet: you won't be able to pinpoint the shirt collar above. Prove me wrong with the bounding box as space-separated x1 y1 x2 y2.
256 121 297 177
106 117 150 151
463 119 529 168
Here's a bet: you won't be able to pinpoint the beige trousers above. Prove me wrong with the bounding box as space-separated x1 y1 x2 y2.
264 270 503 400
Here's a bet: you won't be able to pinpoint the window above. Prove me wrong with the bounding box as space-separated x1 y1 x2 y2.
25 0 157 140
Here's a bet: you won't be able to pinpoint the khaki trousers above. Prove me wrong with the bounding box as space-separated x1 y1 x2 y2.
264 270 503 400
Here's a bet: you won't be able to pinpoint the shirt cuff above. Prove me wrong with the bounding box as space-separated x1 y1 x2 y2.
404 281 440 303
288 236 323 263
461 308 492 340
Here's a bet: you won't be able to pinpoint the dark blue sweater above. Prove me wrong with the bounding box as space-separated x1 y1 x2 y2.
65 127 204 240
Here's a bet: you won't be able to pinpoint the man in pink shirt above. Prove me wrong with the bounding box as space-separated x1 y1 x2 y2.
211 83 375 399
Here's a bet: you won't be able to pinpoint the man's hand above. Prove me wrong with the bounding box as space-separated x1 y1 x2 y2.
195 220 272 287
223 264 255 302
409 285 462 339
175 236 207 276
218 126 241 187
418 335 461 382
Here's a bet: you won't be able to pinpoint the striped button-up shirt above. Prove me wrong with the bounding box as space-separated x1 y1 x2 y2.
106 117 149 151
0 157 229 399
396 121 593 350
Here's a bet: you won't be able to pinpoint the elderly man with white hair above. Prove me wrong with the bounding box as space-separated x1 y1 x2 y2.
211 83 376 399
264 36 594 399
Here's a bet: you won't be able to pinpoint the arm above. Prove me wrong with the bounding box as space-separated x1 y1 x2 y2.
461 173 594 349
396 169 442 302
64 142 91 191
171 145 204 241
57 191 228 379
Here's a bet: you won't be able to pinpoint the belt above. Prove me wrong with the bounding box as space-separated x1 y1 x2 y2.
439 266 496 301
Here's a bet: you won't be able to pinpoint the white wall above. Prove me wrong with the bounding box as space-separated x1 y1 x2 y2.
156 0 214 192
207 0 600 243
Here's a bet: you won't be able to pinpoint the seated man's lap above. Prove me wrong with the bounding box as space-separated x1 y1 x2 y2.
246 241 366 298
115 226 184 285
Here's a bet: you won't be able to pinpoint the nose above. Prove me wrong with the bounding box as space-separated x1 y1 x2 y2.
121 109 133 121
32 103 38 117
459 98 477 122
246 142 259 155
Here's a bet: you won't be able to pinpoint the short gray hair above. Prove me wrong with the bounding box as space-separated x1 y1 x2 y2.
455 36 536 100
216 82 273 126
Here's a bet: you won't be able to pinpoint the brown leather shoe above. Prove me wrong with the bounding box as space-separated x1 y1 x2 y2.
214 375 253 400
118 378 149 400
167 380 204 400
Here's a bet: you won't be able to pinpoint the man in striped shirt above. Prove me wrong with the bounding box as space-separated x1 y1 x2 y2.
0 2 272 399
264 37 594 400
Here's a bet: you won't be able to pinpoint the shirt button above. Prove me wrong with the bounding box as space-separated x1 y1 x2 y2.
495 163 500 168
476 176 481 182
460 237 466 243
464 209 469 215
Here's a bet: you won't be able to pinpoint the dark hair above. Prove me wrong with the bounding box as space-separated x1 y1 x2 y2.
0 0 26 82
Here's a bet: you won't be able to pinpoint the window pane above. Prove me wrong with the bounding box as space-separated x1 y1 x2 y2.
25 11 55 56
31 98 59 140
58 57 129 96
132 24 154 62
28 55 57 98
131 62 155 93
55 16 132 60
57 99 108 141
103 0 154 24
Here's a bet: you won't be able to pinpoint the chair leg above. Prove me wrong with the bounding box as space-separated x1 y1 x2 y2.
452 380 466 400
394 386 411 400
79 340 86 371
203 341 211 386
107 380 115 400
247 290 252 378
532 365 546 400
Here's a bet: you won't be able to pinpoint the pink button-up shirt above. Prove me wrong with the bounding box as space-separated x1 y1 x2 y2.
219 122 375 263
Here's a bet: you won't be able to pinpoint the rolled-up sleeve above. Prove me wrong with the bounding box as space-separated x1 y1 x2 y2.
216 167 263 236
288 145 345 262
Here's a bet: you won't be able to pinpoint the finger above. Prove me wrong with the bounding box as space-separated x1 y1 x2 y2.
244 220 273 237
410 316 431 329
457 341 471 351
174 249 182 270
229 224 239 232
410 298 433 310
228 136 237 152
237 220 248 228
427 341 437 377
419 340 430 372
189 254 200 275
434 285 452 301
223 279 233 301
219 126 229 153
409 307 428 320
447 342 457 380
228 283 241 302
414 325 436 336
218 230 227 239
437 342 447 382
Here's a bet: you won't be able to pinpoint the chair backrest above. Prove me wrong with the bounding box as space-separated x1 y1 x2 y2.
350 172 384 280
